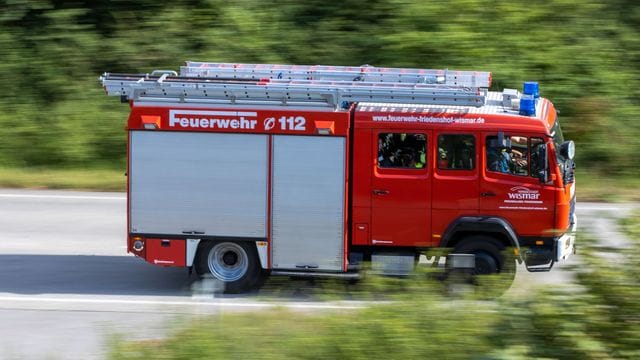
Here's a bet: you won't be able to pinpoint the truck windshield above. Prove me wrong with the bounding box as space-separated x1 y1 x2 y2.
551 117 565 162
551 117 574 184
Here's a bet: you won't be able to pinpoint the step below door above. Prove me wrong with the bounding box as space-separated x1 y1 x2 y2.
271 135 346 271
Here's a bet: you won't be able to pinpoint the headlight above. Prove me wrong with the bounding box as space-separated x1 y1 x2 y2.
561 140 575 160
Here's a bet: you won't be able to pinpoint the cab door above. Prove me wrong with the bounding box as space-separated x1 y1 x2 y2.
480 132 555 235
370 131 431 247
431 132 480 237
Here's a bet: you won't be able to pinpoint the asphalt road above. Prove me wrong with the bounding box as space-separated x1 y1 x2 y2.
0 189 635 359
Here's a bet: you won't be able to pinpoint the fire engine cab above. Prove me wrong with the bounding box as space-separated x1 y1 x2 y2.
100 61 577 293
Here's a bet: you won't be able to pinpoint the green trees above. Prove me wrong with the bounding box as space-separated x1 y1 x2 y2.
1 0 639 177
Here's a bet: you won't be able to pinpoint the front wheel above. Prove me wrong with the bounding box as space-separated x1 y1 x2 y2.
195 241 262 294
452 236 516 295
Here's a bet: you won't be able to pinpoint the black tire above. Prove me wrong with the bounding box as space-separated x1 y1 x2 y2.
452 235 516 290
194 241 263 294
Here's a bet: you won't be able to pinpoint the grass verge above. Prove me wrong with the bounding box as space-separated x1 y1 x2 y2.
0 167 636 201
576 169 640 202
0 167 125 192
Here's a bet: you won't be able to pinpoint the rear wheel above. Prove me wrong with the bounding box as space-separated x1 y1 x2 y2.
195 241 262 294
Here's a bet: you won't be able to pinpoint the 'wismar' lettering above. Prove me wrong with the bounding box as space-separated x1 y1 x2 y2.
507 192 540 200
168 110 258 130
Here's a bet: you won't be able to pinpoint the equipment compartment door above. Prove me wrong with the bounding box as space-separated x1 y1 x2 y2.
129 131 268 237
271 135 346 271
370 131 431 247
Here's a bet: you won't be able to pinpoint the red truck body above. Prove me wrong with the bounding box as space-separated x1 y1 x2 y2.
102 62 577 292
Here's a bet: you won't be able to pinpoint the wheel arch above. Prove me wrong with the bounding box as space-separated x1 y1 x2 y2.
440 216 521 255
194 239 265 294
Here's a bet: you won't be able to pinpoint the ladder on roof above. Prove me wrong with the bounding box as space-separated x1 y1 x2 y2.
181 61 492 88
100 62 491 108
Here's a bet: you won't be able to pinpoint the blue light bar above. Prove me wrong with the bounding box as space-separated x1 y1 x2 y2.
523 81 539 99
519 95 536 116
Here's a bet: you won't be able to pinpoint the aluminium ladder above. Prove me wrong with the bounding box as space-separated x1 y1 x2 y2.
100 62 491 108
181 61 491 88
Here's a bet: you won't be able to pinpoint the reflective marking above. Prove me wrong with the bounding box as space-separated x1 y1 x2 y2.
0 194 125 201
0 296 363 310
372 239 393 245
577 204 635 211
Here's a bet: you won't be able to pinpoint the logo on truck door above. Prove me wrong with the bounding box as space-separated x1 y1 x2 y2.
499 186 546 211
169 110 258 130
507 186 540 200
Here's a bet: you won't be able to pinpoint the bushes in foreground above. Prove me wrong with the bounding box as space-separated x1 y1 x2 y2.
110 221 640 360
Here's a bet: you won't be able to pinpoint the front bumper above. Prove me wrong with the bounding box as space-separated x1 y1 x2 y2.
556 213 577 262
522 213 577 272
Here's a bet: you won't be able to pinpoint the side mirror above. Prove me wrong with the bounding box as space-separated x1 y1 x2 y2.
537 143 549 183
560 140 575 160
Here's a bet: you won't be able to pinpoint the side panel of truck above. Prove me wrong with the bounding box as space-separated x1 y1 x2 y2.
129 131 269 238
271 135 346 271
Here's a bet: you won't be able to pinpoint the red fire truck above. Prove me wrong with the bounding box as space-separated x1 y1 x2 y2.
100 62 576 293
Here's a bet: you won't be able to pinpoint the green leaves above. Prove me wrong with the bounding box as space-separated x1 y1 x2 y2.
110 221 640 359
0 0 639 176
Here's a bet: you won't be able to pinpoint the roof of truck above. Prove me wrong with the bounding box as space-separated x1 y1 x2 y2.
355 92 556 135
356 91 542 116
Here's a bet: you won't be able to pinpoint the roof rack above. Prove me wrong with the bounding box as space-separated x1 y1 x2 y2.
100 62 491 108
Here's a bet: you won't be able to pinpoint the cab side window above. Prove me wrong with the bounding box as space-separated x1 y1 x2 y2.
437 134 475 170
378 133 426 169
486 135 529 176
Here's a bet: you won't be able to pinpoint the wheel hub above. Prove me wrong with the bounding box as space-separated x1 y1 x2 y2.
223 251 238 266
472 251 498 275
207 242 249 282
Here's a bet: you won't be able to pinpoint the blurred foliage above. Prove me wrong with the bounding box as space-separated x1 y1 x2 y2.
110 222 640 359
619 210 640 239
1 0 640 178
575 169 640 202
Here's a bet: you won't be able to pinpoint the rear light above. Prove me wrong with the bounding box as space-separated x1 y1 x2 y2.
131 236 145 252
133 239 144 251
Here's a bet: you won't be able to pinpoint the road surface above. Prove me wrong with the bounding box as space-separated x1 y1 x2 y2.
0 189 635 359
